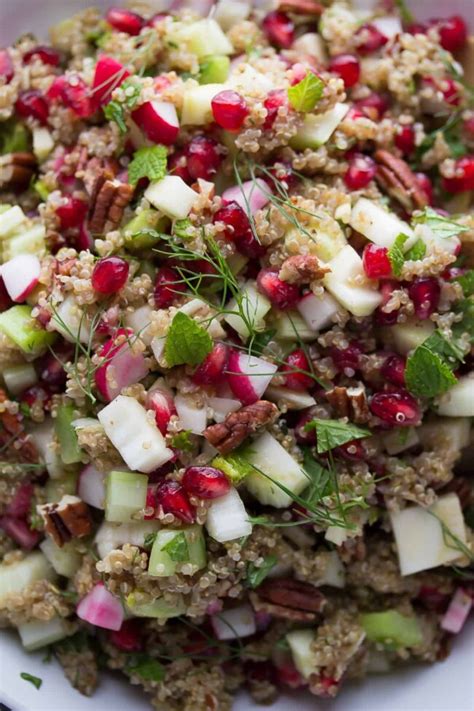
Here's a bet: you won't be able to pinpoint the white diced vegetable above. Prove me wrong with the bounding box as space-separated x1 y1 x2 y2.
0 552 56 602
350 198 415 249
19 617 69 651
323 245 382 317
211 604 256 640
224 281 271 339
145 176 198 219
206 487 252 542
437 375 474 417
40 538 82 578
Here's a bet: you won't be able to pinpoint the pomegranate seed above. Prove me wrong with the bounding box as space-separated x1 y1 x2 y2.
0 49 14 83
155 480 195 523
262 11 295 48
56 197 88 229
6 482 34 518
153 266 186 309
0 277 13 312
35 349 70 391
294 407 317 445
329 54 360 88
169 150 191 183
355 24 388 55
91 256 129 294
381 354 406 387
375 307 399 325
334 439 366 461
355 92 389 120
213 201 250 240
0 517 40 550
263 89 287 129
192 343 229 385
182 466 231 500
245 661 277 686
235 229 266 259
362 244 392 279
106 7 145 35
409 277 440 319
370 390 420 426
442 156 474 194
257 268 300 310
211 90 248 131
146 389 176 435
185 136 221 180
415 172 434 204
267 163 297 191
277 664 304 689
15 90 49 124
434 15 468 52
422 76 460 107
47 75 94 118
109 620 143 651
395 124 416 156
330 341 362 374
463 116 474 139
281 349 313 391
417 585 451 613
23 45 61 66
20 384 51 412
344 154 376 190
406 23 428 35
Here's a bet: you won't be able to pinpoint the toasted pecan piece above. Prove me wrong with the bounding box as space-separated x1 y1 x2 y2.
374 149 429 211
250 592 317 622
0 152 37 190
88 177 134 234
326 385 370 424
279 254 330 284
279 0 324 15
38 494 92 547
204 400 278 454
252 578 326 621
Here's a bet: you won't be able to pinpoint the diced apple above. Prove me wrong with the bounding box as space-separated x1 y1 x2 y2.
224 281 271 339
98 395 174 473
390 318 435 355
181 83 223 125
323 245 382 317
206 487 252 542
40 537 82 577
297 291 340 332
227 65 275 94
175 394 208 435
417 223 460 256
19 617 69 651
350 198 415 250
418 417 471 451
29 418 63 479
214 0 250 31
0 206 26 238
3 362 37 395
273 309 316 342
286 629 317 679
3 223 46 260
318 551 346 588
51 295 91 344
209 396 241 423
390 493 467 575
170 19 234 58
126 594 186 619
178 298 225 339
383 427 420 455
132 100 179 145
94 520 160 559
0 552 56 603
293 32 327 63
124 304 153 345
437 375 474 417
290 103 349 150
372 16 403 38
244 431 308 508
325 525 349 546
145 176 198 219
211 604 256 640
265 385 316 410
32 126 54 161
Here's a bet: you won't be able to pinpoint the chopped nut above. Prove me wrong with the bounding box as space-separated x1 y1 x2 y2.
374 150 429 211
251 578 326 622
250 591 317 622
326 385 370 424
38 495 92 547
204 400 278 454
279 254 330 284
0 152 37 190
88 177 134 235
278 0 324 15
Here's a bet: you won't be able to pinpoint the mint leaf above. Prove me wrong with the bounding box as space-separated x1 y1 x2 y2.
288 72 325 112
20 673 42 690
126 654 165 682
164 311 212 367
452 298 474 342
247 554 278 589
405 345 457 398
423 330 465 366
304 419 370 454
455 270 474 297
128 145 168 185
143 532 158 548
302 448 333 503
388 233 410 277
1 119 30 154
404 239 426 261
413 207 468 239
103 79 141 133
162 532 189 562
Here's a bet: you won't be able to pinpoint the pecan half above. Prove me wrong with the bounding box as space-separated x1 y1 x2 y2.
254 578 326 621
278 0 324 15
279 254 330 284
250 591 317 622
326 385 370 424
0 152 37 191
204 400 278 455
374 149 429 211
88 177 134 235
38 495 92 547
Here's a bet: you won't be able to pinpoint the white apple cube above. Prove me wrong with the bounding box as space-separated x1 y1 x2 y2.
323 245 382 317
0 205 26 238
293 32 327 63
171 19 234 58
175 394 208 435
3 362 37 395
19 617 69 651
0 552 56 603
214 0 250 31
383 427 420 455
350 198 415 250
181 83 223 126
124 304 153 346
211 604 256 640
297 290 340 332
32 127 54 161
145 176 198 219
224 281 271 339
94 520 160 559
273 309 316 342
390 493 468 575
209 396 241 423
417 223 460 256
206 487 252 542
51 295 91 344
418 417 471 451
390 319 435 355
286 629 318 679
290 103 349 150
265 385 316 410
437 375 474 417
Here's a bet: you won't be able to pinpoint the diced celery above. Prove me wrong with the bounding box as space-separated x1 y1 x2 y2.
3 223 46 259
123 210 169 251
360 610 423 648
19 617 70 651
148 525 206 577
211 453 253 484
33 179 51 201
3 362 37 395
40 537 82 577
170 19 233 59
0 205 27 238
0 552 56 602
105 470 148 523
126 594 186 619
273 310 316 342
45 472 78 502
199 55 230 84
0 305 56 355
55 405 82 465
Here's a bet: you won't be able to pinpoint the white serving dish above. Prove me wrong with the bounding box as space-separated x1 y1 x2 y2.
0 0 473 709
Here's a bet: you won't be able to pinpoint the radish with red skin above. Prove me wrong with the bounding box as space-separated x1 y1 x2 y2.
146 387 176 434
6 482 34 518
227 350 278 405
222 178 270 215
95 328 149 402
77 582 124 631
0 517 41 550
441 588 472 634
78 464 106 510
355 24 388 55
92 55 130 107
1 254 40 303
132 101 179 145
105 7 145 35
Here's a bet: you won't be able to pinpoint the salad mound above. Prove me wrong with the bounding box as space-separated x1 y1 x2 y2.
0 1 473 708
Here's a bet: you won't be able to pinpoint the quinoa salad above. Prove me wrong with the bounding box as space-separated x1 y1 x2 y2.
0 0 473 708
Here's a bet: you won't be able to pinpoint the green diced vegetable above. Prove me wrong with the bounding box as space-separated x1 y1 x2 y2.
45 471 77 502
19 618 69 651
105 470 148 523
126 594 186 618
199 55 230 84
148 525 206 577
0 305 56 356
211 452 254 484
360 610 423 648
55 405 82 465
123 210 169 251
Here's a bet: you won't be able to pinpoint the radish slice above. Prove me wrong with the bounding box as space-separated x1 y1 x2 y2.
222 178 270 215
78 464 106 509
227 350 278 405
132 101 179 145
211 604 256 640
0 517 40 550
77 582 124 631
92 55 130 106
95 329 149 402
441 588 472 634
1 254 40 302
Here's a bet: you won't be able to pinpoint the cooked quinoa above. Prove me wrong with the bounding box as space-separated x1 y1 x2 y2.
0 1 473 708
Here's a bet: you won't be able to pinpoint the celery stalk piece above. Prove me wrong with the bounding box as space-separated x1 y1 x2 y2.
361 610 423 648
19 617 70 651
148 525 207 577
123 209 169 251
211 453 253 484
45 472 78 502
0 305 56 356
126 594 186 619
40 537 82 578
3 223 46 259
199 55 230 84
105 470 148 523
55 405 82 465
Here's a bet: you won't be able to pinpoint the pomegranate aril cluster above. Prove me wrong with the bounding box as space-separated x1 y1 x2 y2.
92 256 129 295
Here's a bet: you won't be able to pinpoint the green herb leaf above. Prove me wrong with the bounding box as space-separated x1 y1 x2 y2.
173 218 193 240
413 207 468 239
287 72 325 112
304 419 370 454
405 345 457 398
20 673 42 690
162 532 189 562
455 270 474 297
452 298 474 342
404 239 426 262
128 145 168 185
387 233 410 277
103 78 141 133
164 311 213 368
416 113 467 162
170 429 194 452
302 448 333 503
423 329 465 366
246 554 278 588
394 0 414 23
126 654 166 682
248 328 277 357
143 532 158 548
